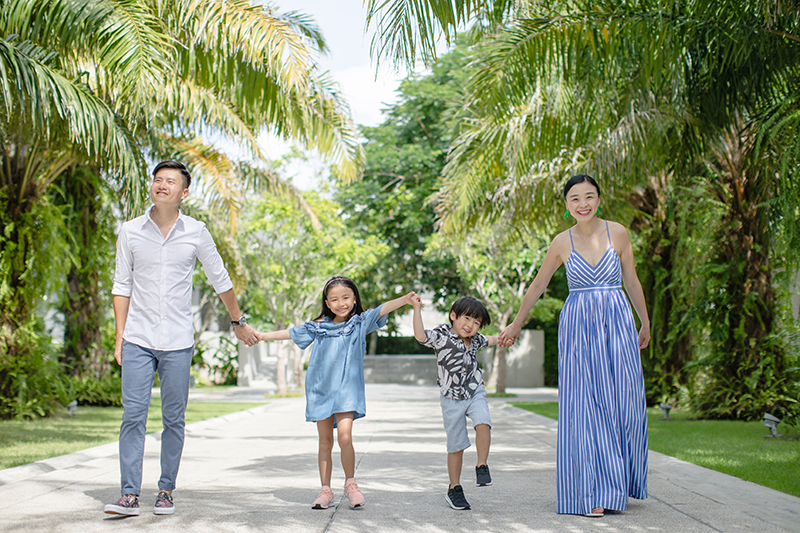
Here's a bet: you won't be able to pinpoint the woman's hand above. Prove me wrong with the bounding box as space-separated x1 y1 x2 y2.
499 322 522 348
638 325 651 349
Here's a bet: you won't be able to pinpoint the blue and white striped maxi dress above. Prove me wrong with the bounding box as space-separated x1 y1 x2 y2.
556 221 648 515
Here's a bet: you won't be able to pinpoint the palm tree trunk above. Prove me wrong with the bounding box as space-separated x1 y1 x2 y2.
695 125 791 420
628 175 694 404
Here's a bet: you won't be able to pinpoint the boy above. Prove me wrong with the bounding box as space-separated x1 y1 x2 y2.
411 296 499 511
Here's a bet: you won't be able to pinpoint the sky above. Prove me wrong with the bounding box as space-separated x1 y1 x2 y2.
275 1 407 127
254 1 410 186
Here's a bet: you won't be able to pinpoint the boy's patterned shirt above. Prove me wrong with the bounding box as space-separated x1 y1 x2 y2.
422 324 488 400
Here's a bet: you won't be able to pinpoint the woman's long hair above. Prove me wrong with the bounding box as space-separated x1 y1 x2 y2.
313 276 364 321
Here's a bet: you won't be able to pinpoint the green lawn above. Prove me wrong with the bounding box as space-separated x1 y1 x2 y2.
510 401 800 498
0 399 264 470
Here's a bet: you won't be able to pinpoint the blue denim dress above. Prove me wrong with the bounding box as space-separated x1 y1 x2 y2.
290 305 387 426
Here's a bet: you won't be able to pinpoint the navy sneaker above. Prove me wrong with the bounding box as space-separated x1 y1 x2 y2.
446 485 471 510
476 464 492 486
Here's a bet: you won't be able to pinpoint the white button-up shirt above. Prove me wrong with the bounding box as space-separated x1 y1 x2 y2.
112 207 233 350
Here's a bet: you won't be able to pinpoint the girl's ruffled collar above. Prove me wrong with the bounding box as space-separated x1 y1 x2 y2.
303 311 369 338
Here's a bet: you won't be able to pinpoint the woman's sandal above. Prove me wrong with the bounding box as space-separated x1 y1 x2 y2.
584 507 604 517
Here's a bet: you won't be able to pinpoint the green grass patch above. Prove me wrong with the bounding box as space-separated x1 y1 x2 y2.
511 401 559 420
510 402 800 498
264 392 304 398
487 392 518 398
0 399 264 470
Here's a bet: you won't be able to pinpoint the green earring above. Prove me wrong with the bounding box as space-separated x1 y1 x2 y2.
564 210 569 220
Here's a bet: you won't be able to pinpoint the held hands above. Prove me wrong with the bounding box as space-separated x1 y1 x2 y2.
234 324 259 346
402 291 423 309
498 322 522 349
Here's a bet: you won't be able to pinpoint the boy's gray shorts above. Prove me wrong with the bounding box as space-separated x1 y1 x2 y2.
440 384 492 453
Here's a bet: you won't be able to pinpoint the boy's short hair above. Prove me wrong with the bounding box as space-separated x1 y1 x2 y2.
449 297 491 328
153 160 191 189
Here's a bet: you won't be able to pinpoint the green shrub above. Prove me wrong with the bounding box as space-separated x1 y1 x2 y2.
194 335 239 385
63 372 122 407
0 321 64 420
375 335 427 355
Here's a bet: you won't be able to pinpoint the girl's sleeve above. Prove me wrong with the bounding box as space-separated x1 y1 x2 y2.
289 323 316 349
361 305 388 335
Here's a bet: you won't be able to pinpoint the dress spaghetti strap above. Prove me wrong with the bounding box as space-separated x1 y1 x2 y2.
569 228 575 250
604 220 611 249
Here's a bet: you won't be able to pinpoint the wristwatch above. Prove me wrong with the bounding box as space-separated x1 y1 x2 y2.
231 315 247 327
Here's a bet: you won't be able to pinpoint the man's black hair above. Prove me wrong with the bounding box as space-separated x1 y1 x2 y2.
153 160 191 189
449 297 491 328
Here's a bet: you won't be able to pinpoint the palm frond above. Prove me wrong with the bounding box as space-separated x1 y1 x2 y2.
160 78 265 160
293 73 365 183
364 0 491 68
0 36 143 192
156 135 320 230
93 0 173 103
166 0 317 90
5 0 174 107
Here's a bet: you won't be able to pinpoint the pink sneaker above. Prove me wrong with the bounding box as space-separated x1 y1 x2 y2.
312 486 334 509
344 478 365 508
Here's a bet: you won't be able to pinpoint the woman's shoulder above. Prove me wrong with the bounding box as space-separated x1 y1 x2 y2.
606 220 631 239
549 229 572 251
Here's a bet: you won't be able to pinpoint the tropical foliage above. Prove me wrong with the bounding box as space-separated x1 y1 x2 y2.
240 193 388 394
334 41 567 387
0 0 363 418
365 0 800 421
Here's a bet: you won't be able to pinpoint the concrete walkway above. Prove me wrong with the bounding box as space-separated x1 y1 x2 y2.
1 384 798 532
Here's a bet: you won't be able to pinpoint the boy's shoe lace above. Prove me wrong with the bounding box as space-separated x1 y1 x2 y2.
344 479 365 508
476 464 492 486
446 485 471 510
153 491 175 515
104 494 140 516
312 486 335 509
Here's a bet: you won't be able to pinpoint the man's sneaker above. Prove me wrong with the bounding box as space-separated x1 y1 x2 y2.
312 486 335 509
153 491 175 515
445 485 471 510
476 464 492 486
344 478 365 508
104 494 140 516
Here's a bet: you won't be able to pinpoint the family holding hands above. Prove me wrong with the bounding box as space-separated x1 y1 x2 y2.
105 162 650 520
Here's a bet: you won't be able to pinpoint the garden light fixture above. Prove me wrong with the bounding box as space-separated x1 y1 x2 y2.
763 413 782 438
659 402 672 420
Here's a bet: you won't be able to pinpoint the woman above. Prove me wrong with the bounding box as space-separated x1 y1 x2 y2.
500 174 650 517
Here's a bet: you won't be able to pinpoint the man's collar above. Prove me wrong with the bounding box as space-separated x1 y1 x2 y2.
141 205 184 229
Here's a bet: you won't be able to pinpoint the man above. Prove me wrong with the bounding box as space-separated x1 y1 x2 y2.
104 161 259 516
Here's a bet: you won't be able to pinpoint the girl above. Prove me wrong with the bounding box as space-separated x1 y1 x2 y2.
256 276 417 509
499 174 650 518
